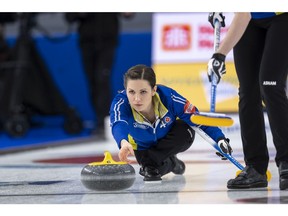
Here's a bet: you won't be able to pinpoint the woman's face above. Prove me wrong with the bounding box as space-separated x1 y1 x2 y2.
126 79 156 113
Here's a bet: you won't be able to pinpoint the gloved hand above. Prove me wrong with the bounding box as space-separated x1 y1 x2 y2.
216 138 233 160
208 12 225 28
207 53 226 84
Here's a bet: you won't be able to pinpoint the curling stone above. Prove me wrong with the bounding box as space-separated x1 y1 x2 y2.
81 151 136 191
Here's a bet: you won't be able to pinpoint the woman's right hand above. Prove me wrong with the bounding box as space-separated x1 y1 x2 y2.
118 140 135 163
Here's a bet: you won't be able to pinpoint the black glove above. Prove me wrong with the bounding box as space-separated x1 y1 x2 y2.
216 138 233 160
207 53 226 84
208 12 225 28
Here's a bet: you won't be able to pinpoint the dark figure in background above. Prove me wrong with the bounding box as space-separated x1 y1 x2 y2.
0 13 17 62
65 13 133 139
0 25 10 62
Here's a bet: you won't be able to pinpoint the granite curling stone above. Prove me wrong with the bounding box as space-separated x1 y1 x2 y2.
81 151 136 191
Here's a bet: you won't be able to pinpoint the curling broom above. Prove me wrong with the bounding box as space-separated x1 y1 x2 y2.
192 126 272 181
190 15 234 127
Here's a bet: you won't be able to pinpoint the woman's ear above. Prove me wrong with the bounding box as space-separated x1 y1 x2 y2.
152 85 157 96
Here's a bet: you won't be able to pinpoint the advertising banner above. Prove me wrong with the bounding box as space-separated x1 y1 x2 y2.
152 12 239 112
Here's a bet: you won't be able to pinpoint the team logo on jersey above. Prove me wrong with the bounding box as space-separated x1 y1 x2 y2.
159 116 172 128
184 101 196 114
164 117 171 123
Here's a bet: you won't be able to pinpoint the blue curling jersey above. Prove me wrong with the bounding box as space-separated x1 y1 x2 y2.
251 12 284 19
110 85 225 150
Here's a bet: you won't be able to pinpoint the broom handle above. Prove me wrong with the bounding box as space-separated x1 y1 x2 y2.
210 19 221 113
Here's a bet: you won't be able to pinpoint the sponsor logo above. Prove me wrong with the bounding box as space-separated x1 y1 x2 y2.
184 101 196 114
133 123 149 129
263 81 277 86
213 60 220 67
162 24 191 50
198 25 228 49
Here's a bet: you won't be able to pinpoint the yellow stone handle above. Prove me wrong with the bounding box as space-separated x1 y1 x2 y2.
88 151 127 166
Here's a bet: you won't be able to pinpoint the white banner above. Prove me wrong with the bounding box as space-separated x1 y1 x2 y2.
152 12 234 64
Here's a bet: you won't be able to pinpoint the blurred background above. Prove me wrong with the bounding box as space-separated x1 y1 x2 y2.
0 13 154 153
0 12 242 153
3 13 153 35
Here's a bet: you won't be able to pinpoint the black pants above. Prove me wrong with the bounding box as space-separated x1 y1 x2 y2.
134 120 195 176
233 13 288 174
79 42 116 128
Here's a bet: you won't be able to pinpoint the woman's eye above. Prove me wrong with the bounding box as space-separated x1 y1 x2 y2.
128 90 135 94
140 91 147 94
